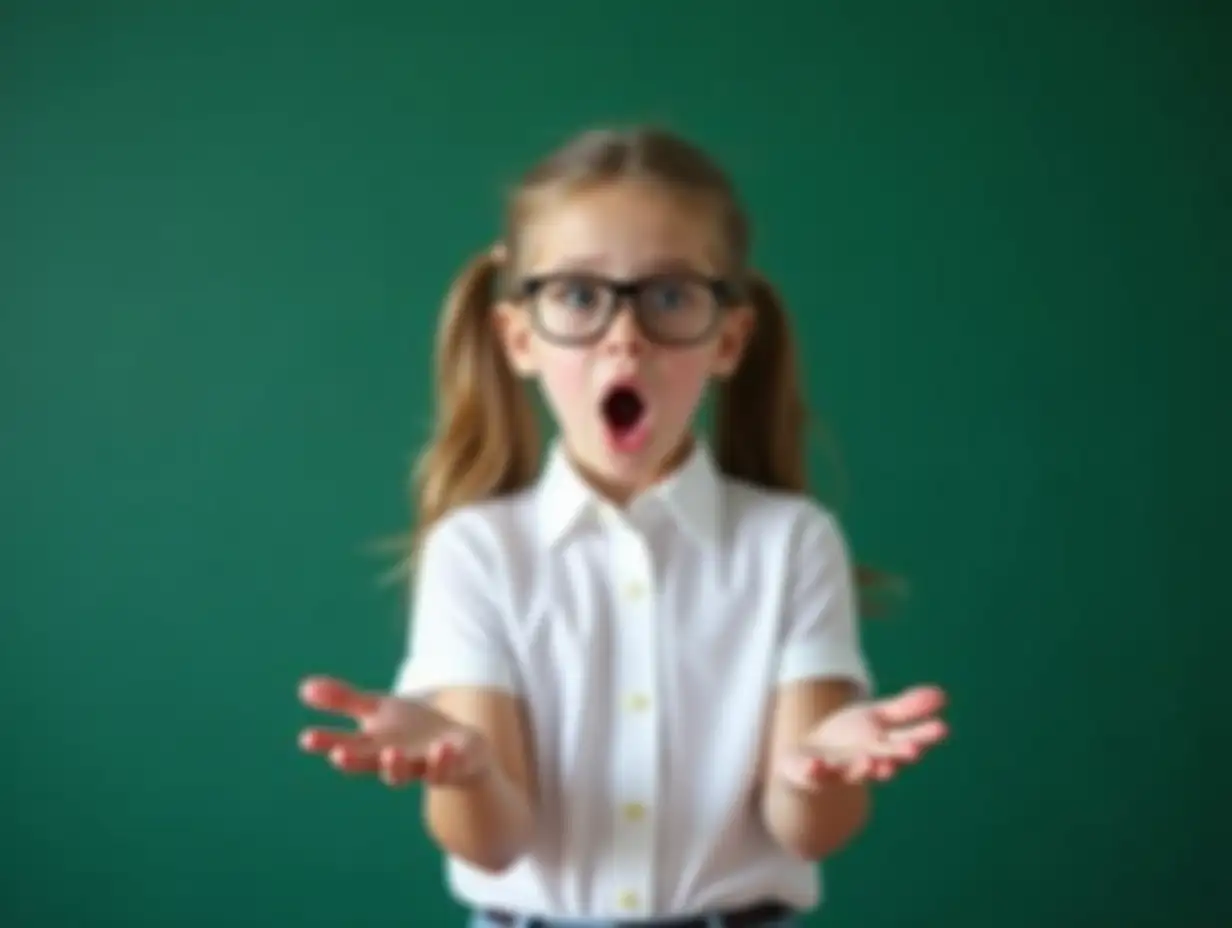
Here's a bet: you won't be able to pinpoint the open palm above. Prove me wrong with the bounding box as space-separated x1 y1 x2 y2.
298 675 490 787
778 684 948 790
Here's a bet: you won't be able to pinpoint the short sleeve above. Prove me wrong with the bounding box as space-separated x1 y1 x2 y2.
776 506 874 696
391 513 521 698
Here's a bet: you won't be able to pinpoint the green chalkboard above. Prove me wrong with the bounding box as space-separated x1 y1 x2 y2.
2 3 1227 926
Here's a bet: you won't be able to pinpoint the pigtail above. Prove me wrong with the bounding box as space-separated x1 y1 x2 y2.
716 272 894 609
409 247 539 562
715 273 807 493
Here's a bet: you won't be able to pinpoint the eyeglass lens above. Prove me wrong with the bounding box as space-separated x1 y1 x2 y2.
532 274 721 343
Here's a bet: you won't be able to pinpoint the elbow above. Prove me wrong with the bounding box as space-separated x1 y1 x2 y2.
447 839 526 875
476 849 526 875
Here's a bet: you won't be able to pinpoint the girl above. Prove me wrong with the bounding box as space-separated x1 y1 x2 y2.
298 127 948 928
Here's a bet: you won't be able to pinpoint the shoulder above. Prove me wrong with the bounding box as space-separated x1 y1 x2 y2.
416 488 540 574
718 475 849 556
714 477 871 690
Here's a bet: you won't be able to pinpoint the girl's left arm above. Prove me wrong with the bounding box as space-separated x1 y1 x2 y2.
757 507 949 860
759 678 870 861
756 505 871 861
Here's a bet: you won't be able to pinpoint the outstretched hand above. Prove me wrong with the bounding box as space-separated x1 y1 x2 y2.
298 675 491 788
776 684 948 791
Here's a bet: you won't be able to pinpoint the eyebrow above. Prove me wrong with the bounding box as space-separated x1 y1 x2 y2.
539 255 719 277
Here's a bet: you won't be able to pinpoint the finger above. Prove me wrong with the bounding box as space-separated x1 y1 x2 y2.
864 737 920 763
856 719 947 765
889 718 949 750
872 730 951 782
380 746 426 787
299 675 381 720
299 726 364 754
823 733 917 766
328 741 380 775
871 685 947 726
843 755 874 784
872 758 898 781
427 730 485 785
424 737 459 785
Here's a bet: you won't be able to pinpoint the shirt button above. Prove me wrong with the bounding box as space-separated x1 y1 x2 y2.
624 692 650 712
623 580 647 600
617 890 641 912
622 801 647 823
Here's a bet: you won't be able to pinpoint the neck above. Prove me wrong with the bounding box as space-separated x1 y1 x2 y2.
566 432 696 507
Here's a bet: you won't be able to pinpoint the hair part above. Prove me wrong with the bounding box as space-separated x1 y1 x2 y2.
406 126 894 608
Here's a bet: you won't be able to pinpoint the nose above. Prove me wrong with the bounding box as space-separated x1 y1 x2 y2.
600 304 646 355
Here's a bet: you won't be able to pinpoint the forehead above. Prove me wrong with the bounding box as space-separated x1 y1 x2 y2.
518 180 724 277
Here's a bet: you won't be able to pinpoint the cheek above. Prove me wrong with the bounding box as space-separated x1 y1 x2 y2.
534 345 593 415
655 351 714 412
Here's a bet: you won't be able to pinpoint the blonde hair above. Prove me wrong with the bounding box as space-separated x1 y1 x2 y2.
408 127 891 602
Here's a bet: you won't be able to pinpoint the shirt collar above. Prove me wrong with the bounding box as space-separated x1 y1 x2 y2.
536 438 722 548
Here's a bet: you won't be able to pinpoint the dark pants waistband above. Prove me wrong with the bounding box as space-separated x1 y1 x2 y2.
480 900 794 928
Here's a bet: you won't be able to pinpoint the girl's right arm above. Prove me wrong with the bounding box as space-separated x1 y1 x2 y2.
386 512 538 870
423 686 536 873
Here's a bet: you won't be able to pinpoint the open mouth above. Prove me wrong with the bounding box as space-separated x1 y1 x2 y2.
600 384 650 452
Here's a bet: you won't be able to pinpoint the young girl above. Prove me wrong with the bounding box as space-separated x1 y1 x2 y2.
298 127 948 928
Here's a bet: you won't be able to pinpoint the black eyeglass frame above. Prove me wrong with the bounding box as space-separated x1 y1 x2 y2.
511 271 744 347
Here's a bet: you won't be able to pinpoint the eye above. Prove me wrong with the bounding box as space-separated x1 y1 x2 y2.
643 278 700 312
544 277 605 312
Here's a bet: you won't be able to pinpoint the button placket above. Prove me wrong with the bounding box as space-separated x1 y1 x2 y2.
606 516 658 916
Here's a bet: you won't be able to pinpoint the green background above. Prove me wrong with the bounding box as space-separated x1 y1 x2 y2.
3 2 1227 925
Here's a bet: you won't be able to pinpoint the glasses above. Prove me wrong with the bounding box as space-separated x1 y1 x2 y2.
513 271 741 347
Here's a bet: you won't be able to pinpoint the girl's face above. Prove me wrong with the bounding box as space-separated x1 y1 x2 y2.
496 180 754 500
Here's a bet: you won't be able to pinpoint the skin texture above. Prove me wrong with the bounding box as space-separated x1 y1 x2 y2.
297 179 949 872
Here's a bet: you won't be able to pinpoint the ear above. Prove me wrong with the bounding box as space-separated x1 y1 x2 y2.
494 302 538 377
710 305 756 378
